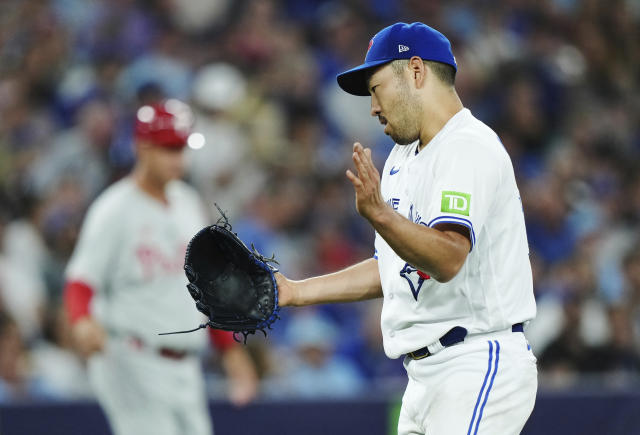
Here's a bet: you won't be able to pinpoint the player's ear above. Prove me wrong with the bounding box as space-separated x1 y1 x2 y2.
135 140 153 151
408 56 426 89
134 140 152 159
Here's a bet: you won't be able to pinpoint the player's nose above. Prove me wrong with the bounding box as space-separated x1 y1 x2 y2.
370 96 381 117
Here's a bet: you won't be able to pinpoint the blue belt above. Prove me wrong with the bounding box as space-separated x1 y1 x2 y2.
407 323 524 360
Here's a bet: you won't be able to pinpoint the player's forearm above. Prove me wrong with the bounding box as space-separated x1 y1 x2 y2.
220 345 259 405
288 258 382 306
221 345 259 381
370 206 468 282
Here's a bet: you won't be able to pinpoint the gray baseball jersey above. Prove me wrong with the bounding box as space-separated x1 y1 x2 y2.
65 177 208 352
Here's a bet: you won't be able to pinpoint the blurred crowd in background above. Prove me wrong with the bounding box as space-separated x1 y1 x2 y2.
0 0 639 403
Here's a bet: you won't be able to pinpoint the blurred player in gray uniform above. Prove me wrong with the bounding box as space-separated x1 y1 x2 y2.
277 22 537 434
64 100 258 435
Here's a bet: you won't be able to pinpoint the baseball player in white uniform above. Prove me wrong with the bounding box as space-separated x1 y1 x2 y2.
64 100 258 435
276 22 537 434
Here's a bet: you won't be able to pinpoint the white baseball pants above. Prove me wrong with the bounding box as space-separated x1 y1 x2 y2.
398 328 537 435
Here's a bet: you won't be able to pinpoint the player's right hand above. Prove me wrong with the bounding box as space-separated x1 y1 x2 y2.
346 142 387 224
71 317 106 358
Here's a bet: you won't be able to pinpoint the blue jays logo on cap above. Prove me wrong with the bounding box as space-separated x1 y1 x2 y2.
367 37 374 54
337 22 457 96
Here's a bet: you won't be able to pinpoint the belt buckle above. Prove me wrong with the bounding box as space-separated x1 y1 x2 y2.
408 348 431 360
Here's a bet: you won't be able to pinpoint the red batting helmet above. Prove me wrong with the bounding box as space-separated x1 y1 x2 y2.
134 99 194 147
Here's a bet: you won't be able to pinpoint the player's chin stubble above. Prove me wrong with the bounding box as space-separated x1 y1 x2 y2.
390 123 419 145
388 80 421 146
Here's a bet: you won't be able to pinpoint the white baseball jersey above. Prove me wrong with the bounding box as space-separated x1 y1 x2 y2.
66 177 208 352
375 108 536 359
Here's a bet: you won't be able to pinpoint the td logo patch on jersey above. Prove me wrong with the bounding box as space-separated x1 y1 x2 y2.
441 191 471 216
400 263 431 300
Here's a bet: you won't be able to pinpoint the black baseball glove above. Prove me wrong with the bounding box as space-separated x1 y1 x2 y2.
161 207 280 342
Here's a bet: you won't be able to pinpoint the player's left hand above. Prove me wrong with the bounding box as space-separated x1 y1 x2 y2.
221 344 260 407
228 374 259 407
346 142 387 223
71 316 106 359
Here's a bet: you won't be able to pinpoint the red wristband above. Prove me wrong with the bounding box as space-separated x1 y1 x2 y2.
208 328 236 352
64 281 94 324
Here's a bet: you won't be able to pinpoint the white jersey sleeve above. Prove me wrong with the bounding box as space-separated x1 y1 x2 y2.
417 137 501 250
66 192 122 292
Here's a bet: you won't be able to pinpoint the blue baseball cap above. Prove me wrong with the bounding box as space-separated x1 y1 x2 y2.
336 22 457 96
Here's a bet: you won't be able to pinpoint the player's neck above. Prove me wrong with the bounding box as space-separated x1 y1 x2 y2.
417 89 463 152
132 168 169 205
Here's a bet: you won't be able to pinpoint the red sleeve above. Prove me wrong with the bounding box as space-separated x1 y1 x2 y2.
208 328 237 352
64 281 94 324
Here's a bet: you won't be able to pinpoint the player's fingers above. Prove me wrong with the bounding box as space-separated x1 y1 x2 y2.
356 143 370 163
352 150 371 184
353 142 368 166
352 143 380 189
364 148 381 179
346 169 363 188
361 147 376 177
356 147 379 186
346 168 358 183
352 142 365 167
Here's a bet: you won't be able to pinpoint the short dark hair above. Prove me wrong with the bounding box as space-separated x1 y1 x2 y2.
391 59 456 87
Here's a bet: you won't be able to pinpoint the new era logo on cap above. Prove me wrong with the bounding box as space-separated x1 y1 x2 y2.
398 44 409 53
